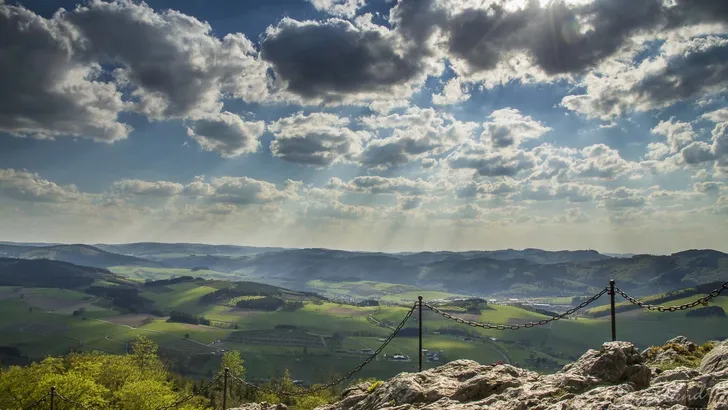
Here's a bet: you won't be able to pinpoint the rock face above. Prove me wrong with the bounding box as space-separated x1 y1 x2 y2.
700 341 728 374
309 338 728 410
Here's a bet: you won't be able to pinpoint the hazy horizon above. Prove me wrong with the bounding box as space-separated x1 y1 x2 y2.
4 237 725 257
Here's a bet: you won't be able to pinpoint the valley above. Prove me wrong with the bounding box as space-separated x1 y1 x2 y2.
0 242 727 388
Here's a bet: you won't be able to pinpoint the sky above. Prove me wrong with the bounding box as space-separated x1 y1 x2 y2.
0 0 727 254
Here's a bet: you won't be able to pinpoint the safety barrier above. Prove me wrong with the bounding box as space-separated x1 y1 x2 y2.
19 279 728 409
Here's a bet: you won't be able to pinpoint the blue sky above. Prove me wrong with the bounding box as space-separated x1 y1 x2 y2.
1 0 727 253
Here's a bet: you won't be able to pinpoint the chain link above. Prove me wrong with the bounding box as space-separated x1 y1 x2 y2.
156 375 223 410
231 303 417 397
615 281 728 312
55 392 95 410
425 288 609 330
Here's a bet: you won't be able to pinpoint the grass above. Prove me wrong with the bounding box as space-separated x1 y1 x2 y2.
3 278 728 384
140 283 219 312
108 266 234 282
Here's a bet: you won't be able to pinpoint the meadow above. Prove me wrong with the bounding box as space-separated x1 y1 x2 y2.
2 272 728 384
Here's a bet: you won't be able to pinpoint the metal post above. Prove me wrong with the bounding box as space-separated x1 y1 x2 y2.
609 280 616 342
418 296 423 372
222 367 229 410
49 386 55 410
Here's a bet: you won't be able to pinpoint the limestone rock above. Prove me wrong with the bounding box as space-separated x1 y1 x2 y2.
700 341 728 374
303 338 726 410
564 341 650 387
708 380 728 410
652 366 700 384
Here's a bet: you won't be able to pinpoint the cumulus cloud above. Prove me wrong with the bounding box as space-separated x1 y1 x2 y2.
186 112 265 157
562 36 728 120
0 169 84 203
0 3 130 141
519 182 606 202
650 118 696 155
480 108 551 148
694 181 726 195
0 0 269 143
447 142 536 177
260 17 428 102
268 112 369 166
308 0 366 18
359 107 478 168
66 0 268 118
702 108 728 123
112 180 184 197
431 77 470 105
335 176 432 196
600 187 646 210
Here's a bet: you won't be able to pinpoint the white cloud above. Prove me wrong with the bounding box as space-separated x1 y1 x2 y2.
480 108 551 149
0 3 130 141
702 108 728 123
186 112 265 158
447 142 536 177
432 77 470 106
112 180 184 197
268 112 370 166
600 187 646 210
336 176 433 195
0 169 85 203
694 181 726 195
307 0 366 18
650 118 696 155
359 107 478 168
562 36 728 121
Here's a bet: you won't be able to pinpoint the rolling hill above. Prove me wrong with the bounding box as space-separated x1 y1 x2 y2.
0 257 123 289
2 242 726 298
0 243 162 268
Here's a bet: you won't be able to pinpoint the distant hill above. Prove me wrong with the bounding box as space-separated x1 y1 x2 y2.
0 244 162 268
394 248 611 265
0 257 123 289
94 242 284 260
1 242 725 298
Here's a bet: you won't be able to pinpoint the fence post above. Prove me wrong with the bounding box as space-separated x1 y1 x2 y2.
222 367 229 410
49 386 55 410
609 279 616 342
418 296 423 372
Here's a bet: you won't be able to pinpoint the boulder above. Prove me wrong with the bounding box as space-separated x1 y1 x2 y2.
564 341 650 388
700 341 728 374
615 381 687 408
652 366 700 384
708 380 728 410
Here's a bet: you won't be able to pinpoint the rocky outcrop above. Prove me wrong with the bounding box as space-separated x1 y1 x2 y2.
309 338 728 410
700 341 728 374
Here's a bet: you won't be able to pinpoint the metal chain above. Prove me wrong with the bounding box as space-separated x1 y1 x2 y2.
231 302 417 397
55 392 95 410
615 281 728 312
21 392 48 410
425 288 609 330
156 375 223 410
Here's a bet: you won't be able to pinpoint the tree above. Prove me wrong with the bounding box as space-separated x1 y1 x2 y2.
219 350 245 380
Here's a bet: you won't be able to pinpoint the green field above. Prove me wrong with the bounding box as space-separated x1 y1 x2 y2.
2 277 728 384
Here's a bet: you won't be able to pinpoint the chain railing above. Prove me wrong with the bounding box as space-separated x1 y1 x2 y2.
425 287 608 330
230 302 418 397
615 280 728 312
156 374 224 410
15 279 728 409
